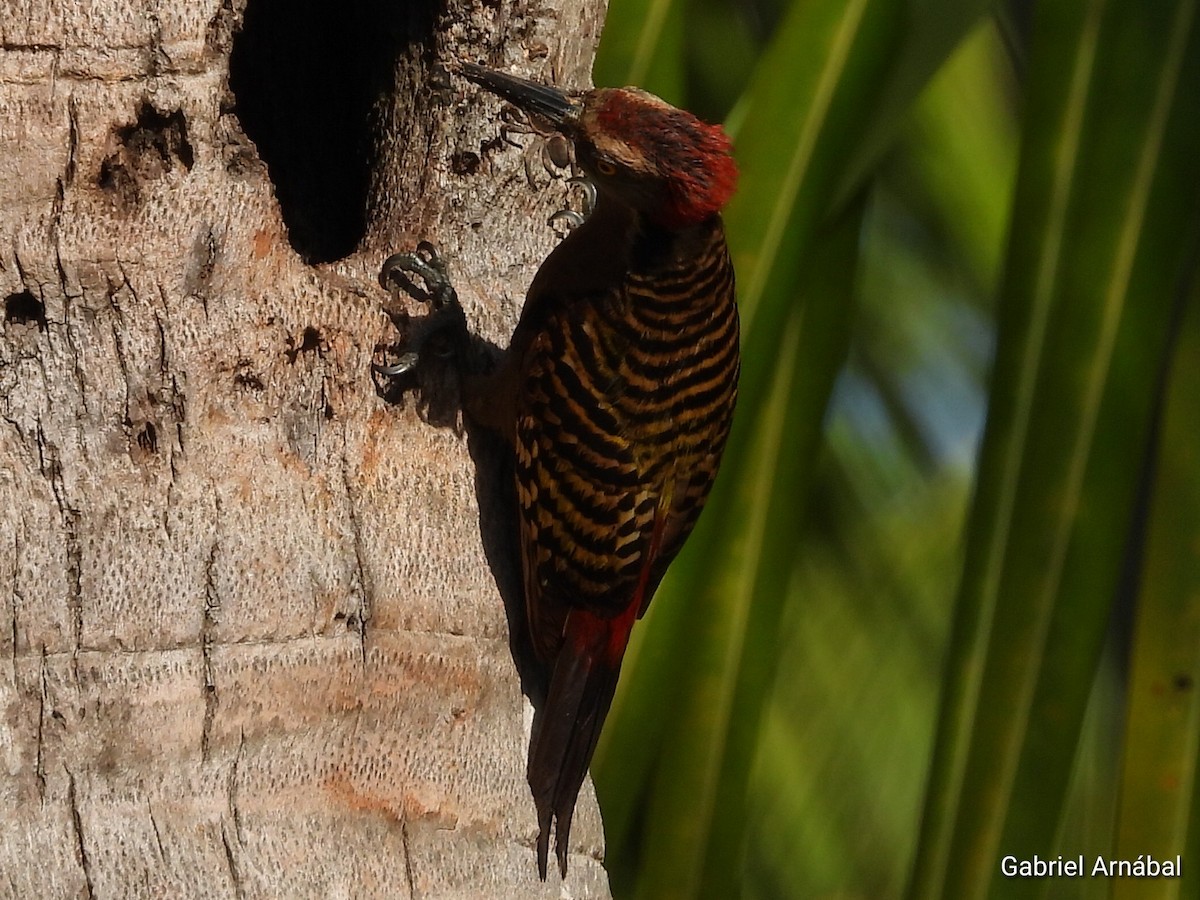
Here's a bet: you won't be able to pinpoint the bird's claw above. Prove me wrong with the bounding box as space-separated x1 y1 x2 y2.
570 177 597 216
374 242 466 378
379 241 458 311
549 177 596 233
374 350 421 377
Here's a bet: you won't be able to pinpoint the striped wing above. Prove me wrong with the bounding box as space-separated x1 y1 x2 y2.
514 223 739 663
515 301 662 663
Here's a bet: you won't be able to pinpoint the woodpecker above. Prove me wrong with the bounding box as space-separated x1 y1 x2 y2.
378 63 739 879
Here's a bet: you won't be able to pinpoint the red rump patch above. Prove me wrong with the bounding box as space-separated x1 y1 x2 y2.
596 90 739 229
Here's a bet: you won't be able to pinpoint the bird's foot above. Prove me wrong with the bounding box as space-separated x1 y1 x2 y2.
549 177 596 233
498 105 590 235
379 241 458 310
374 242 467 377
500 106 575 188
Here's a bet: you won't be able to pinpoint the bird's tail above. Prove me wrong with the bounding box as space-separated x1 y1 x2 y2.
528 601 638 880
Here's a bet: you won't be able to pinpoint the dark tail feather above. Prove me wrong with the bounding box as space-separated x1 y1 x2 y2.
528 604 636 879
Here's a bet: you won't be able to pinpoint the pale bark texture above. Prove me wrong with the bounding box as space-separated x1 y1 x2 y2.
0 0 612 896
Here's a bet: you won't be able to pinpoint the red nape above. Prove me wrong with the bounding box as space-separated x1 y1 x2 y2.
596 90 739 228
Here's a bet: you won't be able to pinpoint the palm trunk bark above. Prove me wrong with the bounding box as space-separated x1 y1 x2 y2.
0 0 611 895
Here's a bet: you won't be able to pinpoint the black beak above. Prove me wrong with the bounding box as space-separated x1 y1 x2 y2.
458 62 580 131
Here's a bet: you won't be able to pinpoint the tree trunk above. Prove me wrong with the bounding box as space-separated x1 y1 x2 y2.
0 0 611 896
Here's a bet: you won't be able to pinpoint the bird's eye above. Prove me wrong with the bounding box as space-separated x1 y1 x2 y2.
595 159 618 176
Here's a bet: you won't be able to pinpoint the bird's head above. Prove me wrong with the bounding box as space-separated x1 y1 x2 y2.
458 63 738 231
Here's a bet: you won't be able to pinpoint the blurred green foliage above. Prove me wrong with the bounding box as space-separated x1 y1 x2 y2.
587 1 1200 898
